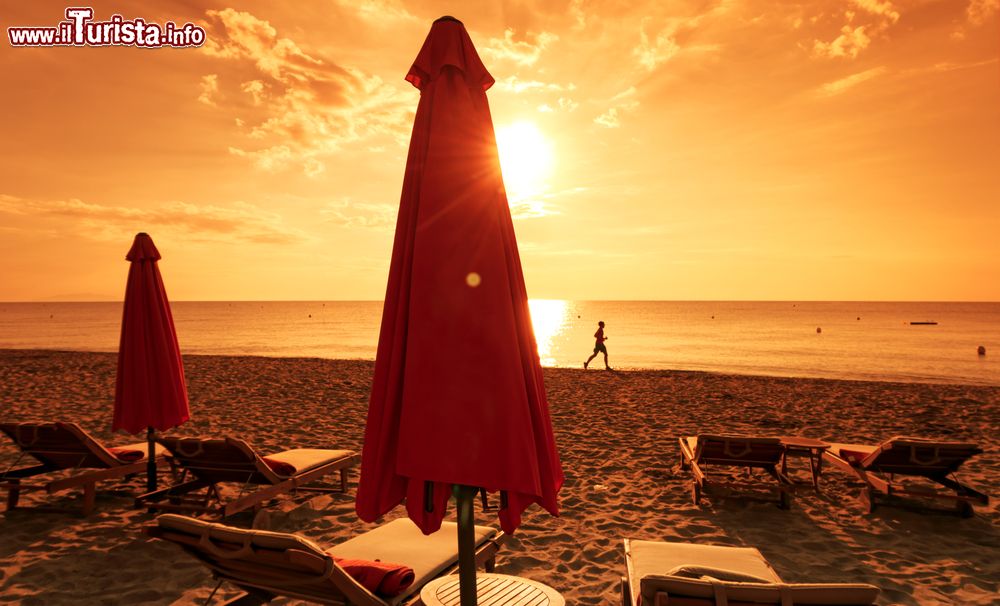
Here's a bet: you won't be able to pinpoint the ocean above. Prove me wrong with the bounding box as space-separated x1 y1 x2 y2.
0 301 996 386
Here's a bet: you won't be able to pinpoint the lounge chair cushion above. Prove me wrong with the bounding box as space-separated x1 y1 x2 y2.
629 540 783 591
666 565 773 583
628 540 877 606
641 577 880 605
327 518 497 604
262 448 355 477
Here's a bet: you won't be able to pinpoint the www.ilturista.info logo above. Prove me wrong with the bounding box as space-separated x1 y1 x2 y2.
7 7 206 48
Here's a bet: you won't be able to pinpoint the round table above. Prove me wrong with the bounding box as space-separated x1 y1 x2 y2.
420 573 565 606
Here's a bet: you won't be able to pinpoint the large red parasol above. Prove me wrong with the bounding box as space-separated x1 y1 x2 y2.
113 232 190 491
356 16 563 605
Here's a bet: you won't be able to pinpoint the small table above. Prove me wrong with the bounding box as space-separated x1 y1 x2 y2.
779 436 830 490
420 573 565 606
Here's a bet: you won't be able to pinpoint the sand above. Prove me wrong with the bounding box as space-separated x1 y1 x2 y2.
0 349 997 605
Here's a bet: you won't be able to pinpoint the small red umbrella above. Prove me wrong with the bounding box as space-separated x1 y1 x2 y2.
356 16 563 605
113 232 190 491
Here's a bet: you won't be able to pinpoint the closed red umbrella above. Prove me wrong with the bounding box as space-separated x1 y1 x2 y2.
356 16 563 605
113 232 190 491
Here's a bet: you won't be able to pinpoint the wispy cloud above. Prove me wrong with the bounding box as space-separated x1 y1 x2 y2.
967 0 999 25
197 74 219 106
330 0 416 24
0 195 309 245
494 75 574 94
480 28 559 66
816 66 888 97
199 8 412 176
813 0 900 59
634 17 681 70
594 87 640 128
321 199 396 229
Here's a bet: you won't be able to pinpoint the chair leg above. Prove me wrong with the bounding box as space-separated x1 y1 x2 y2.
860 487 875 513
620 576 632 606
82 483 96 516
485 555 496 573
340 468 348 492
6 480 20 510
778 488 791 510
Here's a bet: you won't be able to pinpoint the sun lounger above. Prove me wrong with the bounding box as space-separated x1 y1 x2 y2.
146 513 507 605
621 538 879 606
821 436 988 516
0 421 166 515
678 435 793 508
135 436 359 518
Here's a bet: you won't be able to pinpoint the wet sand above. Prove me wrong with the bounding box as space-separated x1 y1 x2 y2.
1 349 997 605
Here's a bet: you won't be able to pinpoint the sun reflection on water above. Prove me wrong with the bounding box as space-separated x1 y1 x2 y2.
528 299 569 366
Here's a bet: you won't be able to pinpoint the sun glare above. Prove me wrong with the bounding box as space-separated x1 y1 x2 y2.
528 299 569 366
495 121 553 206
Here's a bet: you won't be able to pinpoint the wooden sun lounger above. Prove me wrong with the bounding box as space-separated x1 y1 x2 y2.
679 435 793 508
135 436 359 518
621 538 879 605
0 421 166 515
146 513 507 605
821 436 989 517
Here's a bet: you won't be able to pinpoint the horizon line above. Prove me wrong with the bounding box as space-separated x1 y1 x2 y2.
2 298 999 304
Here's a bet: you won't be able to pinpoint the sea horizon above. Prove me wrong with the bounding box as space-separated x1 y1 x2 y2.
2 300 996 387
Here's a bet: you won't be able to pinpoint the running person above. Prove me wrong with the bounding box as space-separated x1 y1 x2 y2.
584 321 611 370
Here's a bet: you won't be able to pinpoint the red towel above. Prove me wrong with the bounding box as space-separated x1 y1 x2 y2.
262 457 297 476
335 557 415 598
107 446 145 462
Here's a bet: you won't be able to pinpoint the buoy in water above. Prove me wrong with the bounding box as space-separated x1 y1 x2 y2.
979 346 987 356
816 327 822 334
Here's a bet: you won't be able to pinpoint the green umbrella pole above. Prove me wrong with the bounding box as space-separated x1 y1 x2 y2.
146 427 157 492
454 484 479 606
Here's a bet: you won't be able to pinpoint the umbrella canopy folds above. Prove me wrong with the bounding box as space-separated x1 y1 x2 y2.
113 233 190 489
356 16 563 537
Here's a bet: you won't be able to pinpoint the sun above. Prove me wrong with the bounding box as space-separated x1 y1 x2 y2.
494 121 553 205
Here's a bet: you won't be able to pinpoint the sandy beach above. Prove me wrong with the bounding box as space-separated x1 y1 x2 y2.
0 349 997 605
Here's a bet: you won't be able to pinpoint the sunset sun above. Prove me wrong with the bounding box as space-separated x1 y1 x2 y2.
495 121 553 205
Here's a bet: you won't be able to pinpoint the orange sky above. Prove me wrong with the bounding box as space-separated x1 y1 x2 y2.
1 0 998 301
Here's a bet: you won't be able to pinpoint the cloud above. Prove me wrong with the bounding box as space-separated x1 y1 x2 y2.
494 75 573 94
852 0 901 22
199 9 412 177
594 87 639 128
480 29 559 66
813 0 900 59
816 66 888 97
197 74 219 106
569 0 587 31
0 195 309 245
967 0 999 25
558 97 579 112
330 0 416 23
634 17 681 70
321 199 396 229
813 24 872 59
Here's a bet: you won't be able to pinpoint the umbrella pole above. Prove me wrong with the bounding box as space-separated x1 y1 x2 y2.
454 484 478 606
146 426 157 492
